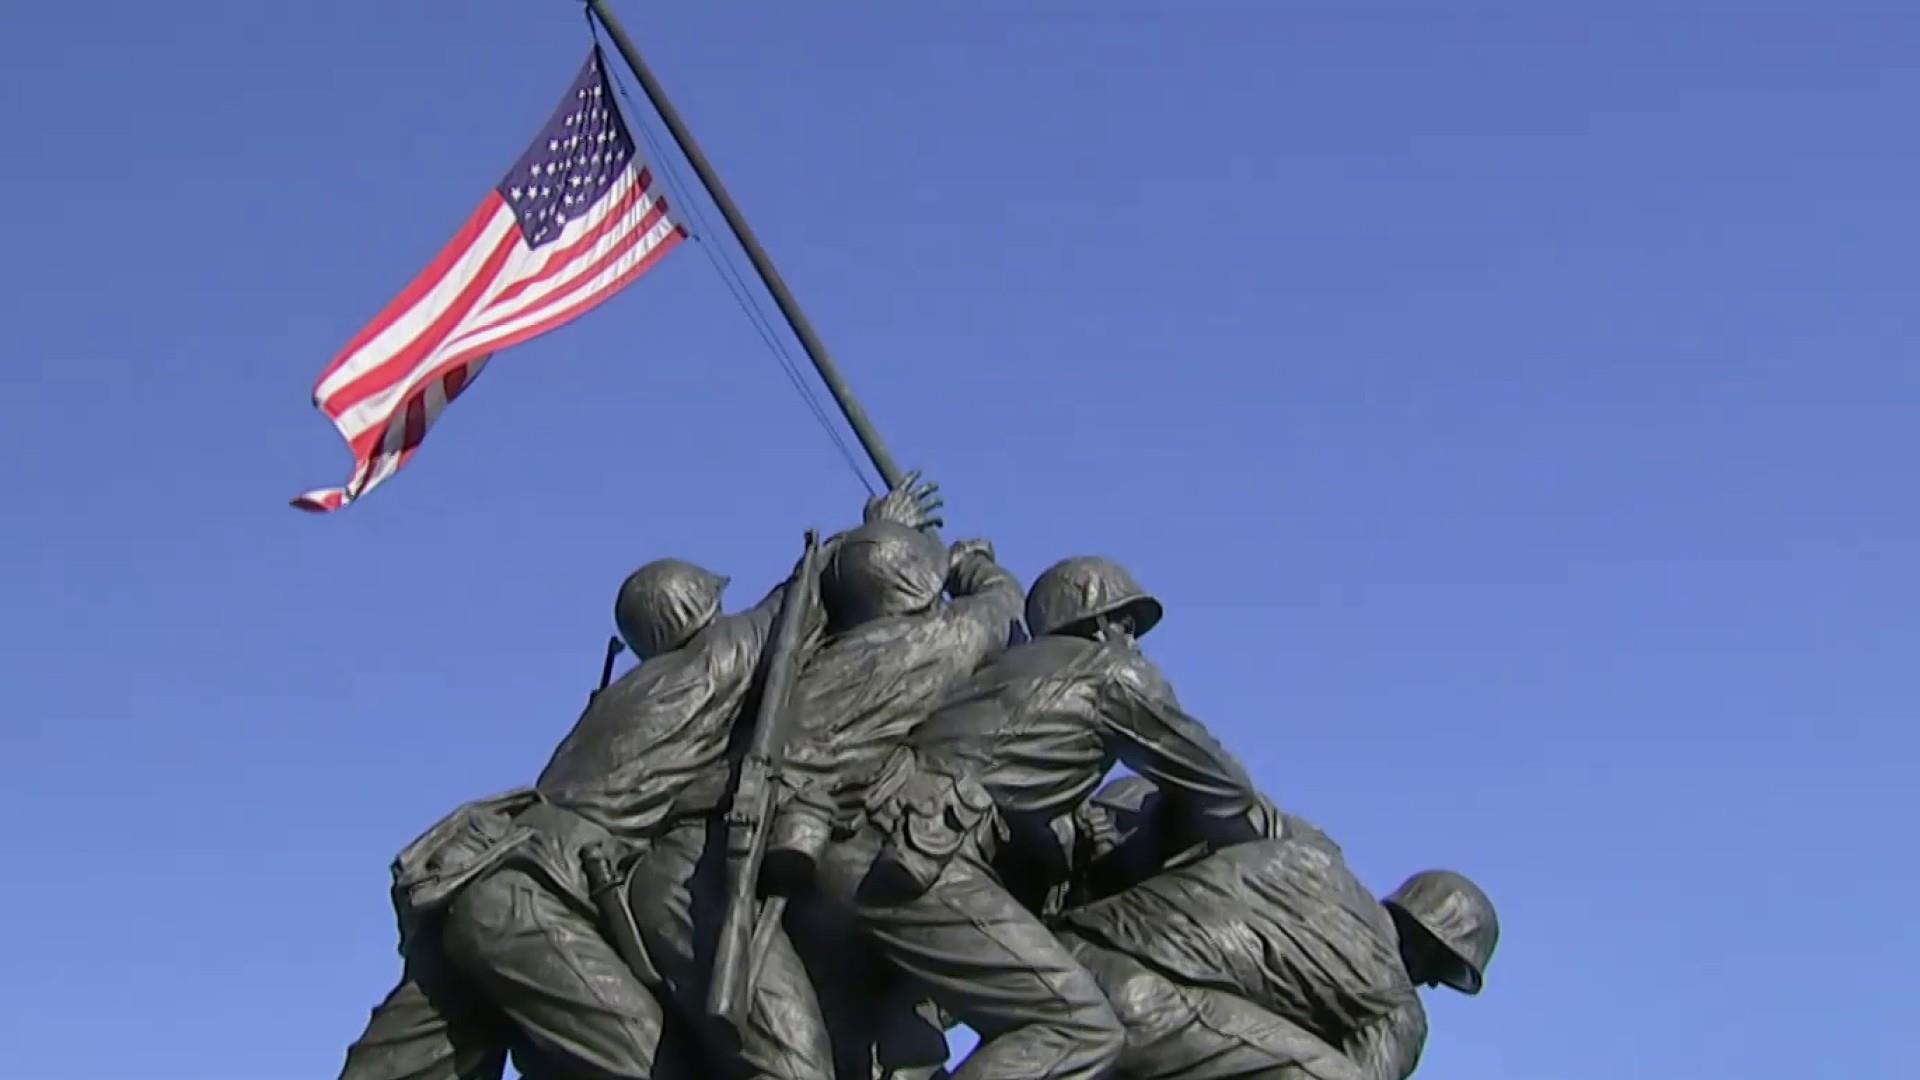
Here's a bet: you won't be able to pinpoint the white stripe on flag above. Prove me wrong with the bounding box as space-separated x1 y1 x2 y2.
441 215 680 362
440 177 661 348
332 166 653 443
313 203 521 404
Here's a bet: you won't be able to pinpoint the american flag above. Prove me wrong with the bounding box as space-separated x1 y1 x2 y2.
294 47 685 513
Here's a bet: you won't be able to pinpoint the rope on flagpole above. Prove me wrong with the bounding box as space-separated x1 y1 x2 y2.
587 15 877 495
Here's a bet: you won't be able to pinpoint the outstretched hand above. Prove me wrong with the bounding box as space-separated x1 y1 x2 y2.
864 470 945 533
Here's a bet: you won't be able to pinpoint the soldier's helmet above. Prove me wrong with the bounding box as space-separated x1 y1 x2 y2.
1025 556 1164 640
614 558 730 660
821 521 947 628
1384 870 1500 995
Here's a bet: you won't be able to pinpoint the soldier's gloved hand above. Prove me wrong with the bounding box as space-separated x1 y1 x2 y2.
1072 798 1125 864
864 469 944 533
947 537 995 577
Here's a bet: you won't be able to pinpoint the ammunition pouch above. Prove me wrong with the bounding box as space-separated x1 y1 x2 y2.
868 764 1003 899
389 787 542 952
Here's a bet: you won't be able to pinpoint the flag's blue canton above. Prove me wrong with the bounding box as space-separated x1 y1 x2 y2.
498 48 639 250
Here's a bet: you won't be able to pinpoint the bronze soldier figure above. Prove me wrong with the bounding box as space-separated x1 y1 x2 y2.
336 538 1502 1080
762 520 1022 1080
772 525 1021 878
619 491 964 1080
812 556 1271 1080
338 558 788 1080
337 483 936 1080
1057 777 1500 1080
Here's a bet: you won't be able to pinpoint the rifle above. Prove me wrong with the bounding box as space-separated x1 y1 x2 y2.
589 635 626 704
706 528 822 1030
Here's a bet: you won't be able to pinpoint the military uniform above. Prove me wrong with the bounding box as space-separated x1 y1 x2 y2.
829 558 1269 1080
774 528 1022 877
340 560 815 1080
611 516 983 1080
1058 778 1496 1080
750 523 1023 1080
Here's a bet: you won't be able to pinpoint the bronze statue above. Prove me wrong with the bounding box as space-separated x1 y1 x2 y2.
619 485 955 1080
1058 776 1500 1080
337 481 938 1080
797 557 1271 1080
767 520 1023 1080
314 18 1511 1077
338 556 792 1080
334 531 1501 1080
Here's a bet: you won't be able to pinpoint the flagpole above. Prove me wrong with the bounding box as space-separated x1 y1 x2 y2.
585 0 907 491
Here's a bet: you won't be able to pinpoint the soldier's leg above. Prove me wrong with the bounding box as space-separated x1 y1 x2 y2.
626 819 707 993
338 955 508 1080
786 890 887 1080
441 867 666 1080
803 837 955 1080
789 936 949 1080
629 817 835 1080
1063 933 1362 1080
509 1029 708 1080
854 853 1124 1080
741 918 841 1080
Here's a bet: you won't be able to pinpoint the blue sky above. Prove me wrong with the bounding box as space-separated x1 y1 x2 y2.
3 3 1915 1077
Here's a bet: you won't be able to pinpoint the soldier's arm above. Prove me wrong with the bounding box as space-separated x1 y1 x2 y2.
752 475 928 626
733 528 854 649
1344 999 1427 1080
1096 656 1269 847
938 539 1023 664
721 578 794 657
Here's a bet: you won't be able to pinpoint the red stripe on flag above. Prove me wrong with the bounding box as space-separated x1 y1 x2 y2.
485 168 657 311
291 490 347 513
401 392 429 452
309 194 503 396
441 201 672 355
334 212 680 465
319 194 524 417
449 221 687 364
